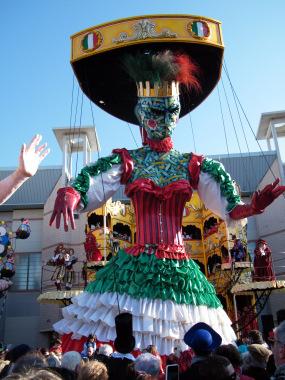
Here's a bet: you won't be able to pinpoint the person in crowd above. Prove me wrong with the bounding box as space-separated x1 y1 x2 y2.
189 354 237 380
180 322 222 379
0 135 49 206
77 360 108 380
215 344 254 379
51 366 77 380
0 344 9 374
81 334 97 359
0 344 31 378
145 346 164 376
236 338 248 354
247 330 268 348
132 353 161 380
3 368 63 379
61 351 82 374
12 351 47 374
108 313 135 380
177 348 193 374
93 344 113 366
242 344 271 380
272 321 285 379
84 346 95 361
47 343 62 368
39 348 50 359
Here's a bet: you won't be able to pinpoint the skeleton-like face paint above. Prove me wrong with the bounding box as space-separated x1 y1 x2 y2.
135 96 181 140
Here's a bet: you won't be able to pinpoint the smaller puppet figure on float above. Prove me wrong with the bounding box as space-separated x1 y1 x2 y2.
16 218 31 239
230 237 246 262
253 239 275 281
84 231 102 262
63 248 78 290
48 245 78 291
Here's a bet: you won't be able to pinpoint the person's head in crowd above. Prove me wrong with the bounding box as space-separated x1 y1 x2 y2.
51 366 77 380
247 330 264 345
273 320 285 368
40 348 50 358
87 346 95 360
77 360 108 380
3 368 63 379
61 351 82 372
12 351 47 373
215 344 242 369
146 345 159 357
49 343 62 359
184 322 222 356
98 344 113 357
5 344 31 363
87 334 96 344
173 345 183 358
244 343 272 369
47 352 61 368
194 354 236 380
134 353 161 380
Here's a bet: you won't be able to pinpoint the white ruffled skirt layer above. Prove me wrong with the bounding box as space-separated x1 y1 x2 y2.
54 291 236 355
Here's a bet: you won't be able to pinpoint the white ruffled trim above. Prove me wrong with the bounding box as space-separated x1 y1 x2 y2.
197 172 246 228
54 291 236 355
82 164 123 212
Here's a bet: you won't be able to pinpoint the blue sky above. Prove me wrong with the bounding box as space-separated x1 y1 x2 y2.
1 0 285 169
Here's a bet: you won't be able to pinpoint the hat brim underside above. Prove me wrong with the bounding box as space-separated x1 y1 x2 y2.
72 42 223 125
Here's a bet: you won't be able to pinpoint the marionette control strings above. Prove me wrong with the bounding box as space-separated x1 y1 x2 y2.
127 123 139 148
88 99 121 315
188 113 197 153
222 61 285 202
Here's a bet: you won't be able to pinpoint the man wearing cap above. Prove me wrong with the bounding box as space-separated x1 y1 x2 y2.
180 322 222 379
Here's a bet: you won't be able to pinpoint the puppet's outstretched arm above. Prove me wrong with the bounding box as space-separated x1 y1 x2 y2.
230 179 285 219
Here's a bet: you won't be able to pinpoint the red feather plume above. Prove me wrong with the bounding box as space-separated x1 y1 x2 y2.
174 54 201 92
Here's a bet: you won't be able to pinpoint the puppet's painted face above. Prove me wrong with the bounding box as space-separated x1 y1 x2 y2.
135 96 181 140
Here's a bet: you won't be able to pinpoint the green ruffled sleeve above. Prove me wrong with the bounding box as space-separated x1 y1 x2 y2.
201 158 241 212
72 153 122 209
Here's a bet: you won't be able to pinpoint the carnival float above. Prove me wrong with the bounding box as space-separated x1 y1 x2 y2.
38 14 285 353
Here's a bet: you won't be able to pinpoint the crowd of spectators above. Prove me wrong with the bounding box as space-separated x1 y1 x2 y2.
0 319 284 380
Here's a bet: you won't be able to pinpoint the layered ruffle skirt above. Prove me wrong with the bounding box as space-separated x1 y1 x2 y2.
54 248 236 355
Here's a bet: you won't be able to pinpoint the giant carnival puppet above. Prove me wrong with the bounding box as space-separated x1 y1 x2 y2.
49 15 285 354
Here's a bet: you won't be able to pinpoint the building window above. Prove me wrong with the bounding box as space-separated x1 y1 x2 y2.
11 253 41 291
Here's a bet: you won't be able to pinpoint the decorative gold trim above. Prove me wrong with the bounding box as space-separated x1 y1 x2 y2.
112 18 177 44
136 81 180 97
70 14 223 63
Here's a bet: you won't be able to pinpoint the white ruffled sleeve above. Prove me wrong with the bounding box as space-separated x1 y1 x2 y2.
80 164 123 212
197 158 245 227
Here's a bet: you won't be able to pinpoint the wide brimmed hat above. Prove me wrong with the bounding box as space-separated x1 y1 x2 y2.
70 14 224 125
114 312 136 354
184 322 222 353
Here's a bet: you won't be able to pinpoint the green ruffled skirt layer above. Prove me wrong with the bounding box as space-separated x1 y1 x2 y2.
86 249 221 308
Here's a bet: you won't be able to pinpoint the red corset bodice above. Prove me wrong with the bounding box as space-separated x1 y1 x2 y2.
125 179 192 245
